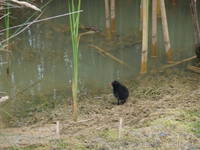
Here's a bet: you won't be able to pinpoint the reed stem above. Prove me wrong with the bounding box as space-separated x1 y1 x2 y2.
68 0 81 122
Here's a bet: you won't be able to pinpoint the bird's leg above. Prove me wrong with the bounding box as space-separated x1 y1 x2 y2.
117 99 120 105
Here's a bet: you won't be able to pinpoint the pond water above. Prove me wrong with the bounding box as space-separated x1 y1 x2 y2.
0 0 196 99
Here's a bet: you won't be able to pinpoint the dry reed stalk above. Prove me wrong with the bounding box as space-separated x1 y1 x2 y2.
104 0 111 39
110 0 115 33
151 0 157 57
160 0 173 63
11 0 41 11
140 0 149 74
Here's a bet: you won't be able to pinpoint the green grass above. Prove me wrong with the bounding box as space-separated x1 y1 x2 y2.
99 128 118 141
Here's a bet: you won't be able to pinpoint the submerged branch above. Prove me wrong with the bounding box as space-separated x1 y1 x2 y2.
161 56 196 70
89 44 131 69
78 30 96 43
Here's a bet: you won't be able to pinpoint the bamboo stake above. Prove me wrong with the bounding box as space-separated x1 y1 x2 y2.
110 0 116 33
140 0 149 74
89 44 131 68
104 0 111 39
160 0 173 63
190 0 200 44
139 0 143 34
157 0 161 17
151 0 157 57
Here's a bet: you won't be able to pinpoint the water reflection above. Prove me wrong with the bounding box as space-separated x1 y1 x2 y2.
0 0 196 99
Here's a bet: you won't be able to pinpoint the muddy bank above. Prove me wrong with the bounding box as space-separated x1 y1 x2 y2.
0 70 200 149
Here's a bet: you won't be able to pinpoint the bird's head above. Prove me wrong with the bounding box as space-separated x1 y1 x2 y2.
111 80 120 88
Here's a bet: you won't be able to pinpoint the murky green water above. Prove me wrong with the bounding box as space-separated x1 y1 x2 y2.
0 0 196 99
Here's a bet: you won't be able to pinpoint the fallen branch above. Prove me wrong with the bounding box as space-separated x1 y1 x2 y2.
11 0 41 12
161 56 196 70
187 65 200 73
89 44 131 69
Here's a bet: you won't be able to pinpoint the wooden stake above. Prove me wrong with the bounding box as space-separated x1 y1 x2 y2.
104 0 111 39
139 0 143 34
151 0 157 57
110 0 116 33
56 121 60 137
140 0 149 74
118 117 123 139
160 0 173 63
157 0 161 17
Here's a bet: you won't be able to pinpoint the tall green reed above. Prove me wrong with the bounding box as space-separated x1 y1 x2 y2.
68 0 81 121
